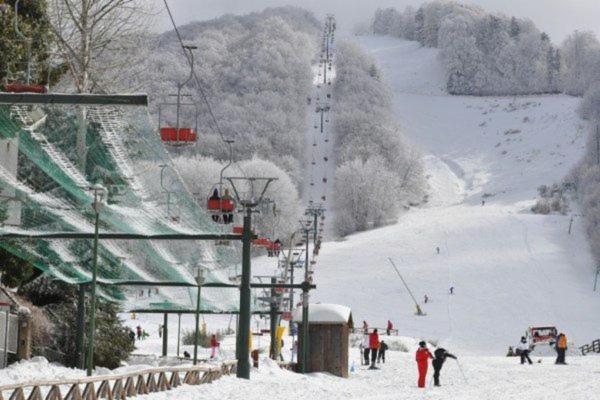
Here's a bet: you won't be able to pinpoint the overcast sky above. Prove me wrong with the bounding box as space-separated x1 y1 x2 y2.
155 0 600 43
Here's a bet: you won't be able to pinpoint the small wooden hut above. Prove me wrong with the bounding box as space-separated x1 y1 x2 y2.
293 303 353 378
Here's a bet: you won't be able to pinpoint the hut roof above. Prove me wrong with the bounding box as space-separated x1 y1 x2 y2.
292 303 352 325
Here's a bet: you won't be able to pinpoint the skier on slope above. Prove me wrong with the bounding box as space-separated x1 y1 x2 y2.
210 334 220 359
377 340 389 364
517 336 533 364
136 325 142 340
362 320 369 333
361 333 370 366
555 333 568 365
416 341 433 388
369 329 380 369
387 320 393 336
432 348 457 386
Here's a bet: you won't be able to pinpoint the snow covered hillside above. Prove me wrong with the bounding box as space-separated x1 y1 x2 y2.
309 36 599 355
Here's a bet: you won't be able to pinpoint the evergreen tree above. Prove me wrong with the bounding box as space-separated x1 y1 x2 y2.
0 0 51 85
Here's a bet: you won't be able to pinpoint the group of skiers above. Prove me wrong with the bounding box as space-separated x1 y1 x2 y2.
416 341 457 388
512 332 569 365
359 329 388 369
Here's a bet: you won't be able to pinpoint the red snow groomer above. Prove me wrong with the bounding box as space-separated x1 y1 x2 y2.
527 326 558 346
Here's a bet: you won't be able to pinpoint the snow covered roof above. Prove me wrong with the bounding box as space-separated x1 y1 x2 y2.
292 303 352 325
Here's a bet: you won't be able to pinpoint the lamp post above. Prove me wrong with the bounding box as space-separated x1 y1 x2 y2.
193 267 205 365
86 183 107 376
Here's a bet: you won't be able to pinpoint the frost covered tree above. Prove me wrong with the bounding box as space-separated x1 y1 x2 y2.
560 31 600 96
48 0 153 170
331 42 425 236
370 2 561 96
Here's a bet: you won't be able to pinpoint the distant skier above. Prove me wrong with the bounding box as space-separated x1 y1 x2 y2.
436 246 440 254
210 334 220 359
128 329 135 344
369 329 380 369
424 295 429 304
555 333 568 365
386 320 393 336
415 341 433 388
362 320 369 333
183 351 191 359
361 334 370 365
158 324 163 338
377 340 389 364
432 348 457 386
136 325 142 340
482 200 486 206
449 287 454 295
517 336 532 364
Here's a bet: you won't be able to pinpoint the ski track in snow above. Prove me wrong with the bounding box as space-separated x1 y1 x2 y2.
308 36 598 356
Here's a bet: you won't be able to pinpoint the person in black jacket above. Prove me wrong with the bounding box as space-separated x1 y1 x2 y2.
377 340 389 364
433 348 457 387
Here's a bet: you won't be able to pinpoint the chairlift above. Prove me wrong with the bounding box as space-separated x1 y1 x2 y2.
206 140 236 224
159 45 199 147
323 156 328 162
322 177 328 183
321 196 326 201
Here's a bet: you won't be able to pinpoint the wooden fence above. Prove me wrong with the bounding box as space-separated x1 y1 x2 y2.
0 361 237 400
580 339 600 355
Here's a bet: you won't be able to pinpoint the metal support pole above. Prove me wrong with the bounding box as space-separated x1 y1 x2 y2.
236 207 252 379
75 284 86 369
300 228 310 373
162 313 168 357
313 213 319 244
193 273 202 365
270 277 277 360
594 266 600 292
320 109 324 134
177 313 181 357
86 211 100 376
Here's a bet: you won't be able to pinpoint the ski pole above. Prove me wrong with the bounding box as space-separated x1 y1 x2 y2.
455 359 468 384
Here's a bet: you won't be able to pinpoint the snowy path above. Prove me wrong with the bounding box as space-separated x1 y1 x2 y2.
133 351 600 400
310 36 599 355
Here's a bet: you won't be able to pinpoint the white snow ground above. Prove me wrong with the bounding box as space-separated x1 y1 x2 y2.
308 36 599 356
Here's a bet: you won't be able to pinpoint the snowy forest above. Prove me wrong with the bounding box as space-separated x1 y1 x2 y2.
331 42 425 235
371 1 600 96
373 0 600 270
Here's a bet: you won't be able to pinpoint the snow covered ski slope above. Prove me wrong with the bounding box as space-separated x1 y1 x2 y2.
311 36 600 355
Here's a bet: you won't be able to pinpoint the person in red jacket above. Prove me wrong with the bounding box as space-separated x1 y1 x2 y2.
387 320 393 335
416 341 433 388
210 334 220 359
368 329 380 369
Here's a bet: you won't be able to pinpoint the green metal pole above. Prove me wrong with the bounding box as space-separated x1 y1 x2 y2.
75 284 86 369
177 313 181 358
162 313 168 357
269 277 277 360
86 211 100 376
193 283 202 365
236 207 252 379
313 212 318 244
300 228 310 373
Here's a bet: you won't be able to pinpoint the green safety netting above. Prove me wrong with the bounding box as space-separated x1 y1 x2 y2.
0 102 262 312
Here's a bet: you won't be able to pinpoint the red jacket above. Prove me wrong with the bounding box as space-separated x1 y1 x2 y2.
369 332 380 349
387 320 393 330
210 337 219 347
416 348 433 363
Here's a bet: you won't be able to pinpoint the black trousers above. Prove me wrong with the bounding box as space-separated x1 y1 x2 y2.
432 360 443 386
556 348 566 364
370 348 377 364
377 350 386 363
520 350 532 364
363 348 370 365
